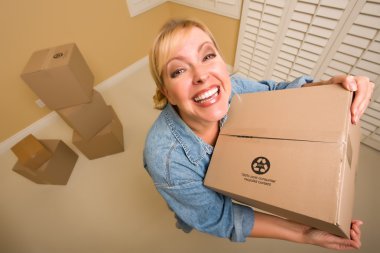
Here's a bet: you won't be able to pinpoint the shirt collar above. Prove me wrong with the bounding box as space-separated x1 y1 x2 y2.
163 104 214 165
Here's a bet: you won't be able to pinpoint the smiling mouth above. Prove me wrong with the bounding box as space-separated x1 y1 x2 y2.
193 87 220 104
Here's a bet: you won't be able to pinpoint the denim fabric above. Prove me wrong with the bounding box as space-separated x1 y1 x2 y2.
143 74 313 242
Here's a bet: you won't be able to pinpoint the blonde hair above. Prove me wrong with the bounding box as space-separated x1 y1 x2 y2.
149 18 220 109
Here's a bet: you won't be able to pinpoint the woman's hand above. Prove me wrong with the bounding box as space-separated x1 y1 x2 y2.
303 220 363 250
329 75 375 125
250 212 363 250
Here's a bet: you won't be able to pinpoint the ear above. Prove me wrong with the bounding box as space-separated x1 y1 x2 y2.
161 86 176 106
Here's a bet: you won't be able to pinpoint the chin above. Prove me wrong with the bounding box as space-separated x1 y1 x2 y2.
210 107 229 122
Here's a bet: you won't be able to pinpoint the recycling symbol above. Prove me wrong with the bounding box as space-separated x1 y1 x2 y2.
251 157 270 175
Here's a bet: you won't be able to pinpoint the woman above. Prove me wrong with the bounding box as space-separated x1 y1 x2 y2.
143 18 374 249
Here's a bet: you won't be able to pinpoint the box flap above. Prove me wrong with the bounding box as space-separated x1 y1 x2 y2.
222 84 352 143
21 48 50 74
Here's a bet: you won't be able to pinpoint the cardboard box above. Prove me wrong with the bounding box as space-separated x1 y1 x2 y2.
57 90 113 140
204 84 361 238
21 43 94 110
72 106 124 160
11 134 52 170
13 139 78 185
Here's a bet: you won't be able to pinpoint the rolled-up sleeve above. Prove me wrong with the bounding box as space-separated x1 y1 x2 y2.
156 179 254 242
230 74 314 94
232 203 255 242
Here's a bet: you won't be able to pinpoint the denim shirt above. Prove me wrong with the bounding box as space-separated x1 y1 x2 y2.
143 74 313 242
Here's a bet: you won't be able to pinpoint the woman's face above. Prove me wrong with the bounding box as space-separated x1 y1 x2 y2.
162 27 231 129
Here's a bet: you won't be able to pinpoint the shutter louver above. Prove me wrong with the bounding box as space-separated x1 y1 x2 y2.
235 0 288 81
234 0 380 151
320 1 380 150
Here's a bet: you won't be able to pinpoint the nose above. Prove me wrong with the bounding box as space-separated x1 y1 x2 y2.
193 64 209 84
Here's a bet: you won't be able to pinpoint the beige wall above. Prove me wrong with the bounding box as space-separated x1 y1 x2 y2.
0 1 240 143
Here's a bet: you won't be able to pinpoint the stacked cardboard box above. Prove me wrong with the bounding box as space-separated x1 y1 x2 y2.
11 134 78 185
20 43 124 160
72 107 124 160
21 43 93 109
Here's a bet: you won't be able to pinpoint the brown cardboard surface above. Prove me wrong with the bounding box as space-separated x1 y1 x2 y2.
12 161 50 184
57 90 112 140
72 106 124 160
204 84 360 238
21 43 94 110
11 134 52 170
12 140 78 185
221 84 350 142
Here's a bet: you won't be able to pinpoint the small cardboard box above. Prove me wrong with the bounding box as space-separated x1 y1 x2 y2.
11 134 52 170
57 90 113 140
204 84 361 238
21 43 94 110
13 139 78 185
72 106 124 160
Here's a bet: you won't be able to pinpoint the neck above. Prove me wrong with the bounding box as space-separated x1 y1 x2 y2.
191 121 220 146
173 106 221 146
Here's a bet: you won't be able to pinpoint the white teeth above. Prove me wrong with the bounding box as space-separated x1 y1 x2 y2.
194 87 219 102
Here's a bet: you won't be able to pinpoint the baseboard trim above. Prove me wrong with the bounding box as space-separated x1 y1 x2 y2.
0 56 149 154
0 112 60 154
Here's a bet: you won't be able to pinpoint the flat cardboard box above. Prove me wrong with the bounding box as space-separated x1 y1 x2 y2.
72 106 124 160
204 84 360 238
13 140 78 185
57 90 113 140
11 134 52 170
21 43 94 110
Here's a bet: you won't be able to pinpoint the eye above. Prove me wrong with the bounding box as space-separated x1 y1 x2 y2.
203 53 216 62
170 68 185 78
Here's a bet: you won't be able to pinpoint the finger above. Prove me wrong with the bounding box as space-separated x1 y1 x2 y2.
351 224 360 239
357 96 371 119
330 75 357 91
350 220 363 244
351 220 363 229
352 220 363 240
354 98 370 124
351 79 373 124
345 75 358 91
353 83 375 123
352 219 364 226
350 229 362 249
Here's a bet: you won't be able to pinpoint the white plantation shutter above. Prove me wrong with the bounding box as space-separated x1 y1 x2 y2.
235 0 290 81
234 0 380 151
